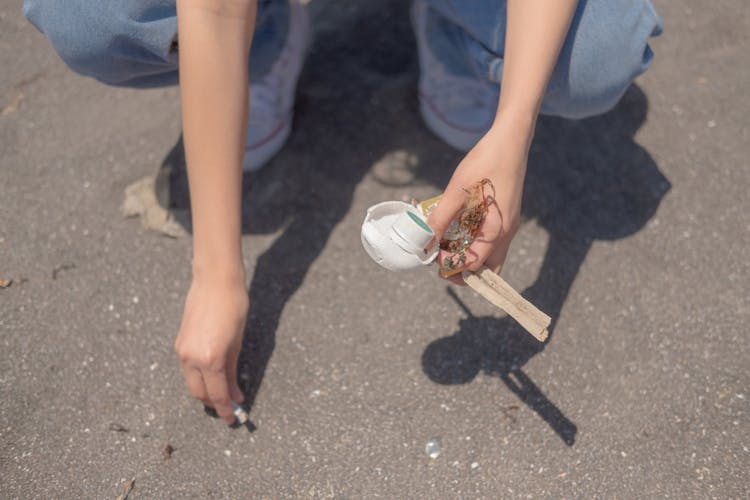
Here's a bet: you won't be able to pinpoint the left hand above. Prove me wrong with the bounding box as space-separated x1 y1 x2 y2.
174 275 248 425
426 115 532 285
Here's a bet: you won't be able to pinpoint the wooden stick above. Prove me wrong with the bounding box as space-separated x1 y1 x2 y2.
463 266 550 342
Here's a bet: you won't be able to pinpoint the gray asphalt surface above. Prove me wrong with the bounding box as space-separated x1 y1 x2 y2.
2 0 749 498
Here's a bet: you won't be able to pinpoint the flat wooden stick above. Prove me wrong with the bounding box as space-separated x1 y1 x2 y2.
463 266 550 342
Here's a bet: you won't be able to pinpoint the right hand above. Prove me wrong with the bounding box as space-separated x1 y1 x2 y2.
174 277 248 424
426 118 528 285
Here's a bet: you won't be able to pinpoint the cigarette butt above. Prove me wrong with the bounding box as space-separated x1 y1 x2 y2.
231 401 248 425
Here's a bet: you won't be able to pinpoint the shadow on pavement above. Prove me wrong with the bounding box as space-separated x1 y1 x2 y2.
157 0 670 441
421 85 671 445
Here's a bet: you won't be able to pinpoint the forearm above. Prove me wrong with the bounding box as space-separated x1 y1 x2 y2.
495 0 578 131
176 0 257 284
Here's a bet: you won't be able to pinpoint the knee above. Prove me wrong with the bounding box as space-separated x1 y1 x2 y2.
23 0 157 86
541 0 662 119
542 50 653 120
24 0 116 83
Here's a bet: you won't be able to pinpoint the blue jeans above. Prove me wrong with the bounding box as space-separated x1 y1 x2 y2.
23 0 662 119
22 0 288 87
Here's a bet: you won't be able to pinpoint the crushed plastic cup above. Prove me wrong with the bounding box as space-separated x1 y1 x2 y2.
361 201 439 272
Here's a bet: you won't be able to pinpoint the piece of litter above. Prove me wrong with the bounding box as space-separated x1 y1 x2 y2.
116 478 135 500
471 462 479 470
108 423 129 433
1 93 24 116
121 174 187 238
231 401 248 425
162 443 174 461
51 263 75 280
0 278 12 288
362 193 550 341
361 201 438 272
425 437 441 460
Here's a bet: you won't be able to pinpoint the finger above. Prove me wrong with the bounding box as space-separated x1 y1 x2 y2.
463 203 506 273
483 242 510 275
227 346 244 404
204 368 236 424
182 364 210 406
463 235 502 273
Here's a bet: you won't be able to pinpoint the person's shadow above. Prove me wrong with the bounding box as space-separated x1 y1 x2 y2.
420 86 671 445
152 0 669 439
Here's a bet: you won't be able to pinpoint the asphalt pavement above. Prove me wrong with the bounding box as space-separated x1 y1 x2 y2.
1 0 748 497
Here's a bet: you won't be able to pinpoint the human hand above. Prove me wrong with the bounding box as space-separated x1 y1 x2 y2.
427 116 532 285
174 277 248 424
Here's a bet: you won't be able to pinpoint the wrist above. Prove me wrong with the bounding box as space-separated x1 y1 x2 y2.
486 107 537 162
492 106 537 137
192 259 246 288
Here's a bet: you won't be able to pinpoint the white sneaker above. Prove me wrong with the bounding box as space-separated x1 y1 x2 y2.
411 0 497 152
243 0 311 172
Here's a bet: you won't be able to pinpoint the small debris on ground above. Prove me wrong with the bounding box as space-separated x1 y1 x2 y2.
500 404 520 424
1 93 24 116
108 423 129 433
116 478 135 500
121 175 187 238
425 437 441 460
0 278 12 288
52 263 75 280
162 443 174 461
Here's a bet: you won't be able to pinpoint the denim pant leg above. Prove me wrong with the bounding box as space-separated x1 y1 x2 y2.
23 0 287 88
423 0 664 119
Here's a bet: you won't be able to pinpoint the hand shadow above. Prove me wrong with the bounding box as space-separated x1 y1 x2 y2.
150 1 669 436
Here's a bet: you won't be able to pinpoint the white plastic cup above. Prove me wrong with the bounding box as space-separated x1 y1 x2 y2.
361 201 439 272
